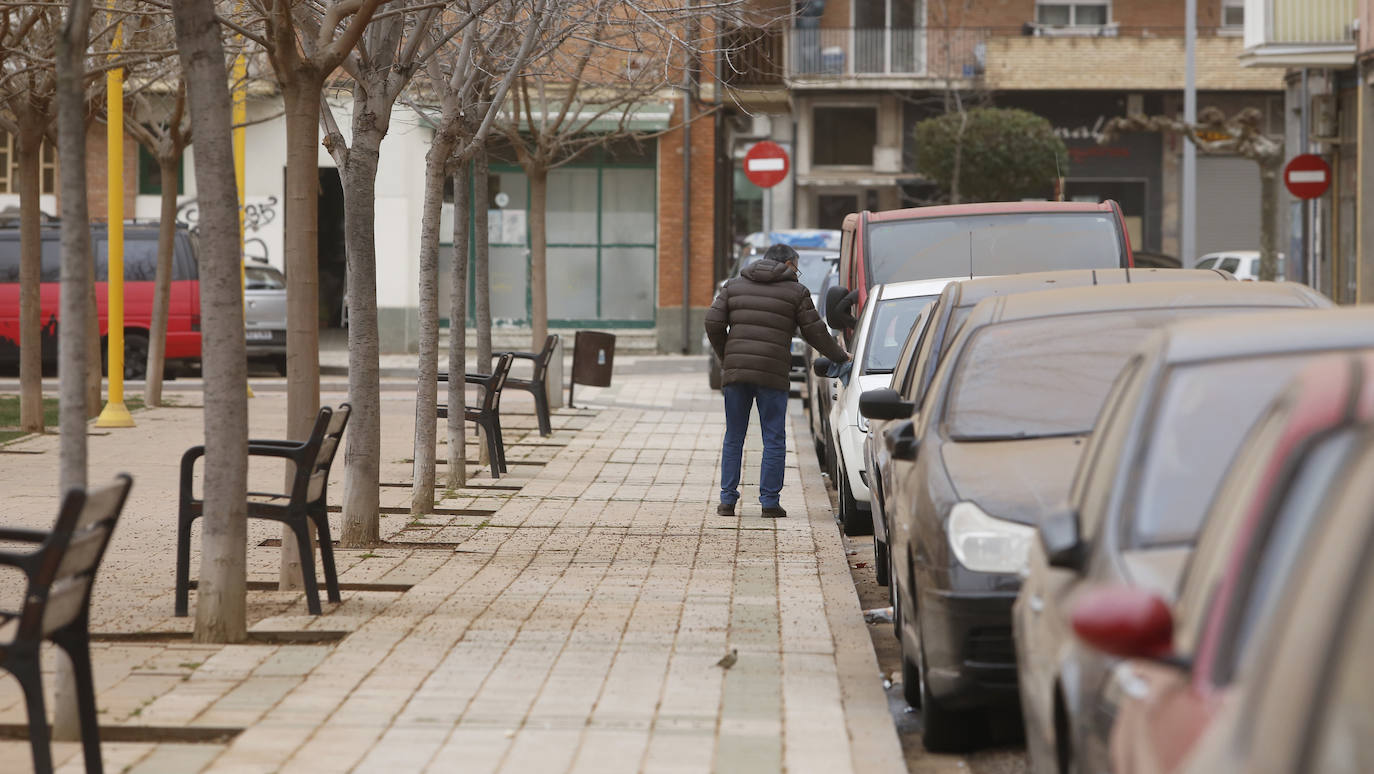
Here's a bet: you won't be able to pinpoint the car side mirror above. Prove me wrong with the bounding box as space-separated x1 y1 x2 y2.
883 419 918 461
1039 508 1085 572
1071 586 1178 663
859 388 914 421
825 286 857 330
812 357 832 378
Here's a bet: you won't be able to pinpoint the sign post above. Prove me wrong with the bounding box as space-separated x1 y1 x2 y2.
1284 154 1332 200
744 141 791 189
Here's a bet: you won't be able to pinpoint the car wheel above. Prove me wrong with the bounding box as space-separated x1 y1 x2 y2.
912 605 980 753
123 331 149 381
708 355 722 390
838 469 872 536
874 536 889 586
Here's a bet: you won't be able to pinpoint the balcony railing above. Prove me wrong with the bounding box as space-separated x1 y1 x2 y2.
1246 0 1358 45
721 25 1260 86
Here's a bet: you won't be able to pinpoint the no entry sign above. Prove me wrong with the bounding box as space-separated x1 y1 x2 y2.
1284 154 1332 200
744 141 790 189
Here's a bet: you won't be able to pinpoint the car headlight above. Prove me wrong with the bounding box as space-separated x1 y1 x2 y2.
947 501 1036 575
858 415 869 432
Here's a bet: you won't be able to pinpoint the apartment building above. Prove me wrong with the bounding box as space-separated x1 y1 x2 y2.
722 0 1285 264
1240 0 1366 303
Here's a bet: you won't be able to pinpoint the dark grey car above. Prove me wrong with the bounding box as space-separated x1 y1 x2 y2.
861 269 1230 595
1014 308 1374 774
861 280 1330 753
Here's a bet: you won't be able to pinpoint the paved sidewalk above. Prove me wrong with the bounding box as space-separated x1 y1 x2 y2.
0 359 903 773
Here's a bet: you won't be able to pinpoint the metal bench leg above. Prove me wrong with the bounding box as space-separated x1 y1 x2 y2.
483 417 503 479
174 512 193 617
313 511 342 604
533 384 551 437
14 657 53 774
293 522 323 615
54 628 104 774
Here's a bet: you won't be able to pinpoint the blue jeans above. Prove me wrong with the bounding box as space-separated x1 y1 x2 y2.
720 382 788 508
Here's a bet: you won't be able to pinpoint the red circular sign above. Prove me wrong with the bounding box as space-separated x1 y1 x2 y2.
743 141 790 189
1284 154 1332 200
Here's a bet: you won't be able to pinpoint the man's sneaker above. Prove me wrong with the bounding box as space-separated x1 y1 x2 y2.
761 506 787 519
717 502 737 517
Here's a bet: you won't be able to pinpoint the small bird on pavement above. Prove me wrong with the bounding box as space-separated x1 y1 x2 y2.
715 649 738 670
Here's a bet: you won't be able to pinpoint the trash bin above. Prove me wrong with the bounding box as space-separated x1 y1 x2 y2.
568 331 615 408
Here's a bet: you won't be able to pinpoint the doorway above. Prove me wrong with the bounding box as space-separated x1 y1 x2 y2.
317 168 346 328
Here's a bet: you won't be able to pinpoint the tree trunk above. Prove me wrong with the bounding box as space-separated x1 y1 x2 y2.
474 147 492 367
53 0 95 743
174 0 249 643
339 124 382 547
528 163 548 351
145 154 180 406
446 161 470 489
15 122 44 433
412 133 456 514
279 75 325 589
1259 160 1280 282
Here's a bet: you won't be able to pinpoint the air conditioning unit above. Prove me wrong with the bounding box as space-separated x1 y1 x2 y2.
750 114 773 138
1311 94 1338 140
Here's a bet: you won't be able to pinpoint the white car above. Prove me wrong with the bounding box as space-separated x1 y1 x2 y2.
822 279 952 535
1195 250 1285 281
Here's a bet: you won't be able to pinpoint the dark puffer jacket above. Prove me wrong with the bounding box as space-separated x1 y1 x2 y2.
704 258 849 391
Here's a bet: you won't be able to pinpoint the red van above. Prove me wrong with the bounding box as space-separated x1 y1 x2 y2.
0 223 202 378
828 200 1135 330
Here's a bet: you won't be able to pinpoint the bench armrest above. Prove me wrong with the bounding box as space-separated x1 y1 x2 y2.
494 350 539 361
0 527 49 543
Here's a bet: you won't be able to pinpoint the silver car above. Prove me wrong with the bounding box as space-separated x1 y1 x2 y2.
244 261 287 374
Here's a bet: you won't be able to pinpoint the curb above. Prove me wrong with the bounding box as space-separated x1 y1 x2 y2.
793 407 908 774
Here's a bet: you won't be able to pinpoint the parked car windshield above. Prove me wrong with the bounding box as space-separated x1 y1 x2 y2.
945 308 1241 441
1130 353 1316 548
864 295 938 374
246 264 286 290
866 212 1122 283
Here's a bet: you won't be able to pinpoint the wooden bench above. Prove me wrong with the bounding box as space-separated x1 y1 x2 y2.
175 404 350 617
0 475 133 774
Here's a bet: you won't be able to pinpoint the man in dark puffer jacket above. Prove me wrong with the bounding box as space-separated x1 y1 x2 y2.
705 244 849 518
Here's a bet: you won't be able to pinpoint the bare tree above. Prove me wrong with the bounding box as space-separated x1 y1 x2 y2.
124 79 189 406
1103 107 1284 280
174 0 251 642
319 1 484 546
0 7 62 434
228 0 384 587
410 0 552 513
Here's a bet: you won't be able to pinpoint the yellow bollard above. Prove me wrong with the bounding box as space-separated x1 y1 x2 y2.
233 36 254 398
97 24 134 428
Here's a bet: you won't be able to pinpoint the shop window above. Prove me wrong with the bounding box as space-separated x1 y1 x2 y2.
1035 2 1109 26
813 107 877 167
0 130 58 195
1222 0 1244 28
138 143 184 196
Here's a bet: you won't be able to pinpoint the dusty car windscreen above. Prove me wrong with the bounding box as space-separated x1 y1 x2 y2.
867 213 1122 283
246 265 286 290
863 295 937 374
945 308 1242 441
1130 353 1315 548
